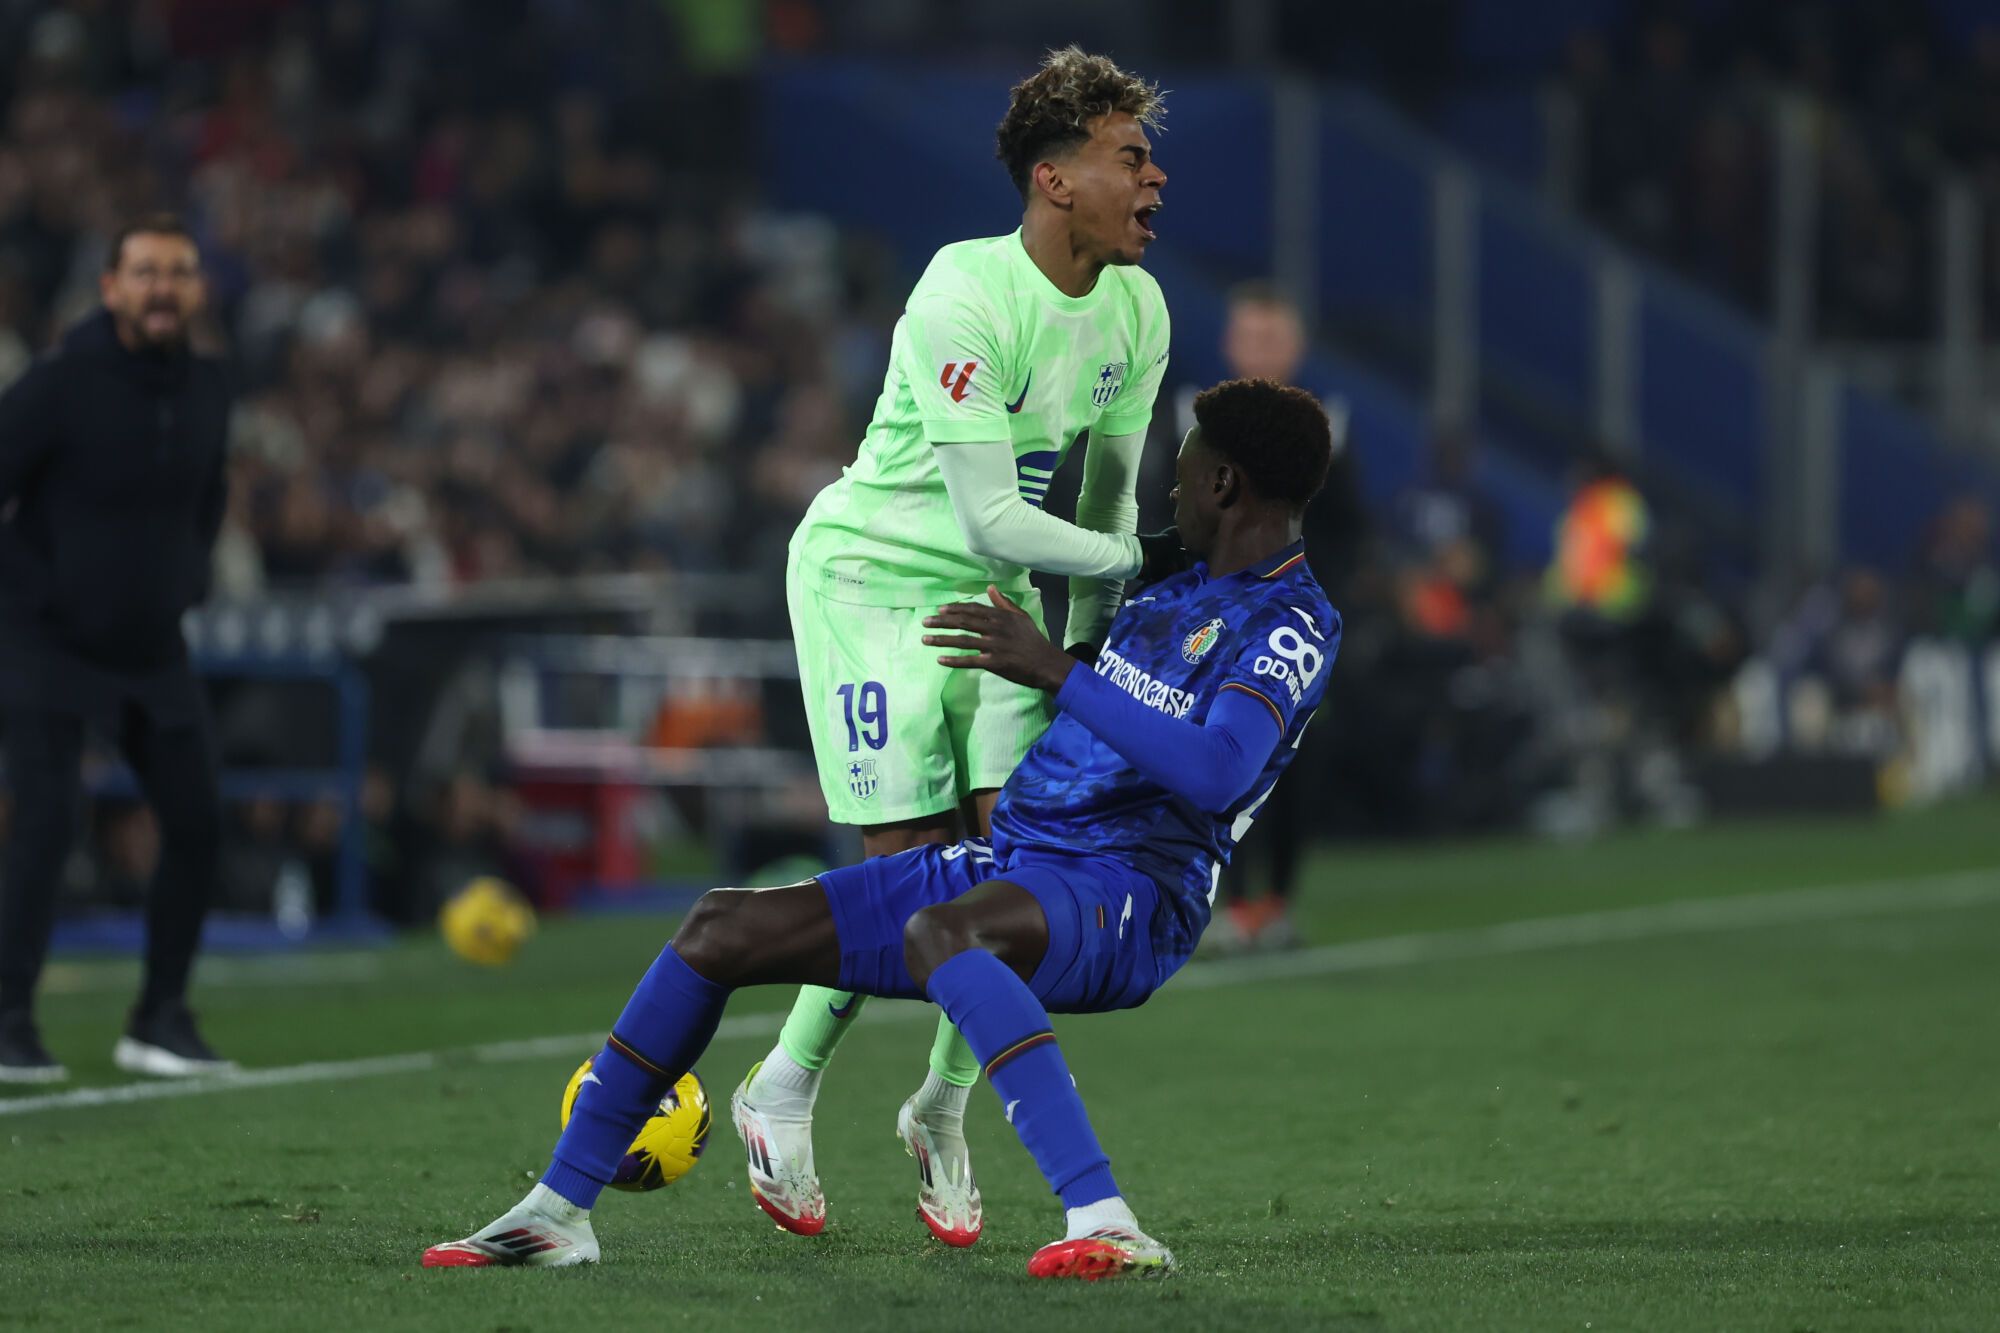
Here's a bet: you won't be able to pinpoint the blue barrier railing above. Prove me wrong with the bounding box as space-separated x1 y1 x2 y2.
37 651 381 954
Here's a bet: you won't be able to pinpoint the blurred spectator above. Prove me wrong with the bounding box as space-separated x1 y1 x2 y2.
1176 282 1368 954
1912 496 2000 643
1394 424 1504 594
1773 567 1905 757
1546 458 1650 624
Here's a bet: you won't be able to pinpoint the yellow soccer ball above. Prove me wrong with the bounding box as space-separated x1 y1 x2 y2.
439 877 537 967
559 1056 711 1191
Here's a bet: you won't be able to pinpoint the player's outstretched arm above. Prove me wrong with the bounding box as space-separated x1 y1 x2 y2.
924 588 1281 813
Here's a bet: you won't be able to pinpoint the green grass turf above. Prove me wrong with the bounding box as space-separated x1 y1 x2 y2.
3 796 1997 1331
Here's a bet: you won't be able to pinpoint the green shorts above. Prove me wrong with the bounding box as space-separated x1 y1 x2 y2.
786 561 1052 827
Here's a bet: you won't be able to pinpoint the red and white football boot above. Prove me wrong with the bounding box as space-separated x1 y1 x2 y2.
730 1061 827 1236
421 1185 598 1268
897 1094 982 1246
1026 1226 1175 1281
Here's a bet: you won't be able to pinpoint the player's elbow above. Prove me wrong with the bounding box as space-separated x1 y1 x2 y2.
1182 752 1264 815
1183 776 1240 816
957 514 1022 565
961 529 1004 562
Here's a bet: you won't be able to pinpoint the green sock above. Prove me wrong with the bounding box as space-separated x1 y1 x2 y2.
776 985 866 1072
927 1015 980 1087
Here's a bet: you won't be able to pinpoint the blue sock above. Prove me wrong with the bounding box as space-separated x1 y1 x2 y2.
924 949 1119 1209
541 945 729 1209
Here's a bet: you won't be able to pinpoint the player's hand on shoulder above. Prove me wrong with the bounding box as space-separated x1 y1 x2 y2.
1133 529 1193 589
924 587 1078 693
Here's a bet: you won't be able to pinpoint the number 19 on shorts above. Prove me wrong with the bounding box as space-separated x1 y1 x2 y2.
837 682 888 752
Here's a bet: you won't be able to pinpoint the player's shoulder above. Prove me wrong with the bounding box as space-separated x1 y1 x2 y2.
1245 557 1339 644
911 234 1022 302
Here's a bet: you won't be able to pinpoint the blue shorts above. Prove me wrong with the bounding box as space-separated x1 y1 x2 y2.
817 840 1166 1014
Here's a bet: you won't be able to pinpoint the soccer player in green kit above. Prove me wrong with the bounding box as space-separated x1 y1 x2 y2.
732 47 1183 1246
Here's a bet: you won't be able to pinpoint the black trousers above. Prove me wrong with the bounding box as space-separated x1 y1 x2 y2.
0 701 221 1018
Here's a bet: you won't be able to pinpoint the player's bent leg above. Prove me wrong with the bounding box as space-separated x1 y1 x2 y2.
424 885 836 1268
905 875 1174 1278
865 796 992 1247
898 1007 982 1245
738 815 961 1237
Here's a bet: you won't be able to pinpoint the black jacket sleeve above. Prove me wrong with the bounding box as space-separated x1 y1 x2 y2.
193 395 228 601
0 357 59 509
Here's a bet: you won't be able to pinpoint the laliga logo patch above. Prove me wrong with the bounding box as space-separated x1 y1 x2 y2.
1091 359 1128 408
846 758 879 801
1181 617 1227 664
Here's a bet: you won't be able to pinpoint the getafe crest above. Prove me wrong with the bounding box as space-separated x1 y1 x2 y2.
1181 617 1227 664
847 758 879 801
1091 359 1128 408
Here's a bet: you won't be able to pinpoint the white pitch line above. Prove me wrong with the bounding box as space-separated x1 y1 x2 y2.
1171 865 2000 993
4 867 1996 1120
0 1005 937 1118
43 951 389 996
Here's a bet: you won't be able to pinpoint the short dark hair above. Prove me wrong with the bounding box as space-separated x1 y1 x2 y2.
105 213 196 272
994 46 1166 200
1191 378 1333 511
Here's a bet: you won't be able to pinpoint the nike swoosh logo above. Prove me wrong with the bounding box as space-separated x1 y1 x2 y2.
1005 1100 1020 1123
580 1072 603 1088
827 995 861 1019
1005 370 1032 414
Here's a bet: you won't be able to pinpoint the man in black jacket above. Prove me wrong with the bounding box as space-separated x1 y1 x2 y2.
0 215 234 1082
1170 284 1367 954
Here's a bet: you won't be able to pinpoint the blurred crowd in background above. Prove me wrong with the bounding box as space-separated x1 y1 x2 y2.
1545 2 2000 342
0 0 889 602
1 0 1997 925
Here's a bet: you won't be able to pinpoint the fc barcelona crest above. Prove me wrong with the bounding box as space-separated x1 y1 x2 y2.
846 758 879 801
1091 360 1128 408
1182 617 1226 664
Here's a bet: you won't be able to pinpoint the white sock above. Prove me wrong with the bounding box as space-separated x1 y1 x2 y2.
525 1182 590 1225
748 1044 820 1116
911 1069 971 1120
1064 1194 1138 1240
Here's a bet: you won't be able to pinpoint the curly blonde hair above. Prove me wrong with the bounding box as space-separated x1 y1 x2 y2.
994 46 1167 199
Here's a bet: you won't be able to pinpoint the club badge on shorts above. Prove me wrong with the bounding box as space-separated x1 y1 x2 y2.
1182 617 1226 664
846 757 879 802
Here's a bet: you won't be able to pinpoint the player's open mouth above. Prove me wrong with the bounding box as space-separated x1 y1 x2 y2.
1134 204 1160 240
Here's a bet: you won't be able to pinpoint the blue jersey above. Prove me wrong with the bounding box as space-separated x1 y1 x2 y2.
990 540 1338 963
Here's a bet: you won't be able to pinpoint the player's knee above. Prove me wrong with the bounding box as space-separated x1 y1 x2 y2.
904 902 1035 990
670 888 755 984
902 905 974 989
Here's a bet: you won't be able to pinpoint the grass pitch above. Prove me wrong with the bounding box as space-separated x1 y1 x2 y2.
4 799 1998 1331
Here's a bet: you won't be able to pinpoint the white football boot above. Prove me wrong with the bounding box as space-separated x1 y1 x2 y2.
421 1185 598 1268
897 1094 982 1246
730 1060 827 1235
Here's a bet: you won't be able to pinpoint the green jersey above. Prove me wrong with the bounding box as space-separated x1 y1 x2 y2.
790 229 1171 607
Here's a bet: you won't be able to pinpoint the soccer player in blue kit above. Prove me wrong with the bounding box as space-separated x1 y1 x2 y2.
422 378 1339 1280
